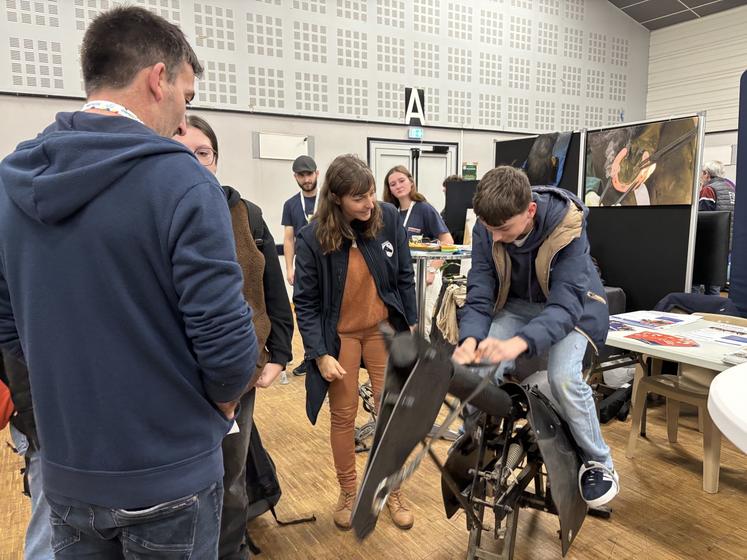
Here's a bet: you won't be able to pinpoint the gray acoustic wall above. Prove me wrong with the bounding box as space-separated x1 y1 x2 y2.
0 0 649 131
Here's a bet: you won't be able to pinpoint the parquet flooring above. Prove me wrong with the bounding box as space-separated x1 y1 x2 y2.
1 342 746 559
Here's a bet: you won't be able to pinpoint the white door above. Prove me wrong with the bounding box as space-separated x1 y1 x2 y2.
368 140 458 211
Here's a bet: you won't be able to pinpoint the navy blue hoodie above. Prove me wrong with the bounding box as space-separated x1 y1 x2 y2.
460 187 608 356
0 112 258 508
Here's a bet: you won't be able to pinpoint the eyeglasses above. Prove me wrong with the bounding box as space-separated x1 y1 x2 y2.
193 147 216 166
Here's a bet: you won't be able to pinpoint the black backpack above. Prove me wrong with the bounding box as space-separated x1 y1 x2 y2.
245 422 281 520
244 421 316 555
243 200 265 249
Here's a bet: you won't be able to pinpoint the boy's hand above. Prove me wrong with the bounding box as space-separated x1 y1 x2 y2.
453 337 478 364
476 336 528 364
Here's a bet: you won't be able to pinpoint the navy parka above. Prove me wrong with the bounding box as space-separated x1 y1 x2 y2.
293 202 417 424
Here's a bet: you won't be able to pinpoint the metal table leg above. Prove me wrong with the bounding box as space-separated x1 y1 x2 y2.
416 258 428 338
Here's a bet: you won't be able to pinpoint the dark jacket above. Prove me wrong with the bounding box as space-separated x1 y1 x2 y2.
460 187 608 357
0 112 258 508
1 352 39 450
698 177 736 246
293 202 417 424
224 186 293 367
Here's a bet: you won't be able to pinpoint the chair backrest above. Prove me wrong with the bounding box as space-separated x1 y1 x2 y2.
692 210 731 286
694 312 747 327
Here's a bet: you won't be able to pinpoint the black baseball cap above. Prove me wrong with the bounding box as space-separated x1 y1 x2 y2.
292 155 317 173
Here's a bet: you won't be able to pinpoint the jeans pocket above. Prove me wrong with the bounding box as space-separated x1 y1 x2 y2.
49 506 81 554
117 494 198 555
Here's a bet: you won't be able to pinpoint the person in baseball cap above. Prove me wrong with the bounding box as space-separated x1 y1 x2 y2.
282 155 320 375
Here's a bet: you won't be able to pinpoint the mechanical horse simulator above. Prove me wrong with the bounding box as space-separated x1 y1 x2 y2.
351 331 609 559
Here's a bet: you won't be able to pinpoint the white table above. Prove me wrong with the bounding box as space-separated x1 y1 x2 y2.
708 363 747 453
605 319 733 373
605 318 732 437
606 316 742 492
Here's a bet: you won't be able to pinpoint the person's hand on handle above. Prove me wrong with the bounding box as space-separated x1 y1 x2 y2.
453 337 478 365
476 336 528 364
316 354 347 381
255 362 284 388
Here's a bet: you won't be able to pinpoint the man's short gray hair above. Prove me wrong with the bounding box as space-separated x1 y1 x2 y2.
702 160 725 179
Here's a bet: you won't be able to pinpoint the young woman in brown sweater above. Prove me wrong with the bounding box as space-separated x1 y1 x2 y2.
293 154 418 531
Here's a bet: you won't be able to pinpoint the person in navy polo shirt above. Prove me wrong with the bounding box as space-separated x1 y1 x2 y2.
383 165 454 337
282 155 319 375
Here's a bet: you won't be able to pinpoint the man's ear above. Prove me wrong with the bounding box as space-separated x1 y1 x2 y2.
527 201 538 218
147 63 168 102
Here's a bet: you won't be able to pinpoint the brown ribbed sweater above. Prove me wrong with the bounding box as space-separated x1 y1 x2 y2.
337 246 388 333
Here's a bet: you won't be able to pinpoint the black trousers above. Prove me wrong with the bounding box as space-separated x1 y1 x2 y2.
219 389 256 560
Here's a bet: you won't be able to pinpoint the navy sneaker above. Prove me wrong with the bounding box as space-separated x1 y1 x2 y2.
578 461 619 508
292 362 307 376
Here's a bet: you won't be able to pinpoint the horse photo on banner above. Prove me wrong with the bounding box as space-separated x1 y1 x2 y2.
585 116 700 207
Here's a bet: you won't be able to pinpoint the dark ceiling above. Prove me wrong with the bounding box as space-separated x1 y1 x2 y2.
608 0 747 30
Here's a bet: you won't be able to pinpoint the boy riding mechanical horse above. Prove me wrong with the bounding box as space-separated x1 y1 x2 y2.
453 165 619 508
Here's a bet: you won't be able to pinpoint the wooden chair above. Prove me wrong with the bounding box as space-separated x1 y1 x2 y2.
626 313 747 493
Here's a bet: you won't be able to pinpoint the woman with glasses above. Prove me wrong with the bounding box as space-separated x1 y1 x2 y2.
293 154 418 531
175 115 294 559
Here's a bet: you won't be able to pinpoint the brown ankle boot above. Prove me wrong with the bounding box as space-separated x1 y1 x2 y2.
386 490 414 530
333 489 356 530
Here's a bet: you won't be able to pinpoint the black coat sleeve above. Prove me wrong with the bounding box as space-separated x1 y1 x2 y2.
293 232 329 360
257 214 294 366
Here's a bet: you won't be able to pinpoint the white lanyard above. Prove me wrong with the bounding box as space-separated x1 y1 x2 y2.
402 201 416 228
81 100 143 124
299 192 316 223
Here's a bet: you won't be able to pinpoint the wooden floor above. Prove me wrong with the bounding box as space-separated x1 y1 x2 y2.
1 352 746 559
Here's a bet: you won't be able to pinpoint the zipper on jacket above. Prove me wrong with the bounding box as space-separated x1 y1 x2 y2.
586 290 606 304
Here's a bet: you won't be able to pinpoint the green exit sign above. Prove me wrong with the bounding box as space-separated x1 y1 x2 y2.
408 127 424 140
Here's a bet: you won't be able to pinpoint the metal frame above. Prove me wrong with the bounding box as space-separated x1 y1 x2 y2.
582 111 706 293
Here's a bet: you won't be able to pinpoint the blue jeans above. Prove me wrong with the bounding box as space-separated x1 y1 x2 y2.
487 300 613 469
10 425 54 560
46 481 223 559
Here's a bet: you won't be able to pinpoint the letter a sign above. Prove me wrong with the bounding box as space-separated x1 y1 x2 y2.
404 87 426 126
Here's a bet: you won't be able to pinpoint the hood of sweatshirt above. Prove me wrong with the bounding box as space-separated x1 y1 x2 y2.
0 111 196 224
222 184 241 208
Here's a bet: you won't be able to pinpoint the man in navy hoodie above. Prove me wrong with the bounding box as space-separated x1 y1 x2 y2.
453 166 619 509
0 7 258 558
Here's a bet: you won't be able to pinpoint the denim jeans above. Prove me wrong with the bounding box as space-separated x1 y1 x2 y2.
10 425 54 560
486 299 613 469
220 390 256 560
46 481 223 559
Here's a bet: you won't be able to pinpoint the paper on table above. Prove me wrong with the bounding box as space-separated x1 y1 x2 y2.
610 311 701 330
625 331 699 347
689 324 747 346
722 347 747 365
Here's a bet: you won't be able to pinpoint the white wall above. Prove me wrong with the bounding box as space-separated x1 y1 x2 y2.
0 0 649 132
0 95 522 241
647 5 747 133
